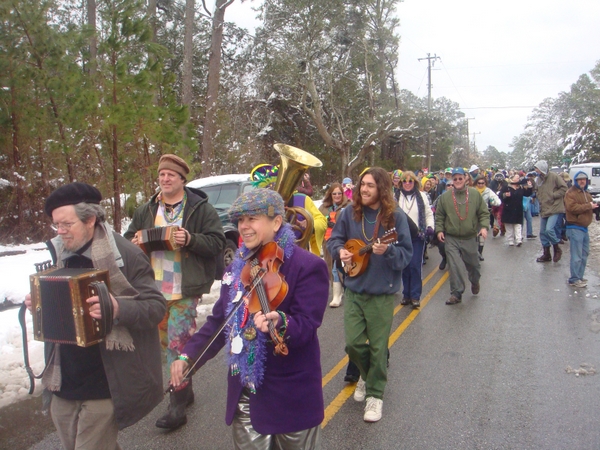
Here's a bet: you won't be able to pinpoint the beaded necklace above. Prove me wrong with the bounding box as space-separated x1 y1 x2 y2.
161 192 186 224
452 188 469 221
361 208 381 242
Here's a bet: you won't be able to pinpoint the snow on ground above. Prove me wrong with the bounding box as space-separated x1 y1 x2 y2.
0 242 221 409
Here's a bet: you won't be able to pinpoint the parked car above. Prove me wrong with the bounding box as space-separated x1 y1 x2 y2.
187 174 254 276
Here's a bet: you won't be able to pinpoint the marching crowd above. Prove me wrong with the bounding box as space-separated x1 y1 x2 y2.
21 151 598 449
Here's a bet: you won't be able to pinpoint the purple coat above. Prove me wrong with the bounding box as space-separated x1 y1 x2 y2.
182 246 329 435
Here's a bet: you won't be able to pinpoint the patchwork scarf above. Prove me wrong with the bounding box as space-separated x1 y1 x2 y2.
224 223 296 393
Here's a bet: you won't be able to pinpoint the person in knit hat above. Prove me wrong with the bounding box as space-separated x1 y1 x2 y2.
170 188 329 448
124 154 226 429
25 183 166 449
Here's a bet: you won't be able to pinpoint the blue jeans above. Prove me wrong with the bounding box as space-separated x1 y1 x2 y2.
524 207 533 236
554 213 566 239
566 228 589 283
402 239 425 300
332 260 340 283
539 214 561 247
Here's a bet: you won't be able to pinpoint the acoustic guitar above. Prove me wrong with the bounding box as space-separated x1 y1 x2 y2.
343 228 398 278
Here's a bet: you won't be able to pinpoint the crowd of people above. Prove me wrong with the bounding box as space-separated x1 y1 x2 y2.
21 152 599 448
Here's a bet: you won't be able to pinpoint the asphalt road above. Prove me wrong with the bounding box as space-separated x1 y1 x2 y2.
5 223 600 449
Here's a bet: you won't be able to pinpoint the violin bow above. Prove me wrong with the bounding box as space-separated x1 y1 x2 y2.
165 298 245 394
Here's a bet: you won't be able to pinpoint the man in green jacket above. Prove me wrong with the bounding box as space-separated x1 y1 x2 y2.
124 154 225 429
435 168 490 305
533 160 567 263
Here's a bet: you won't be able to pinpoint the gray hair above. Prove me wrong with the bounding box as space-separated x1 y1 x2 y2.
74 202 106 224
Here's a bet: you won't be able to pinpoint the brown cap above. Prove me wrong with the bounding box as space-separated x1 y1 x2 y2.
158 154 190 180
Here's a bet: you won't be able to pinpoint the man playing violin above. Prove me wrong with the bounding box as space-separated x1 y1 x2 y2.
170 188 329 449
327 167 413 422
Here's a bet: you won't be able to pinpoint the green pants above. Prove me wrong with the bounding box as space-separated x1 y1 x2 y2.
344 289 395 400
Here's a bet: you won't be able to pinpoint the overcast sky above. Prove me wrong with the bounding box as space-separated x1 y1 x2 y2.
226 0 600 155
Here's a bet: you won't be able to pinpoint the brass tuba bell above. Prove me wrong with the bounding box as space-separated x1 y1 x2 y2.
273 144 323 249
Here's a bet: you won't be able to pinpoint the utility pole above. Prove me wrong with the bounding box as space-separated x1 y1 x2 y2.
471 131 481 154
418 53 440 172
466 117 475 158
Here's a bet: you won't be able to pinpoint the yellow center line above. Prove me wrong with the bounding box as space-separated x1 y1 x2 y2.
321 268 449 428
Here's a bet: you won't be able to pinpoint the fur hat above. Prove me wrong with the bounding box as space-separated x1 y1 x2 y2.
44 182 102 216
158 154 190 180
228 188 285 224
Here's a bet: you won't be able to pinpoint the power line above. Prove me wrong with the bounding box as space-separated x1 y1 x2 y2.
460 106 537 109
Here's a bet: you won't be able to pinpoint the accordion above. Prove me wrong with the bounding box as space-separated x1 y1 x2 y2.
135 226 182 254
29 268 111 347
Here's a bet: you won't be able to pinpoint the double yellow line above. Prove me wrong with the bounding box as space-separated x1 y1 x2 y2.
321 266 449 427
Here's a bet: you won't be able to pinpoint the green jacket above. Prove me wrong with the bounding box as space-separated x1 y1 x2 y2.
536 171 567 218
434 187 490 239
124 186 226 297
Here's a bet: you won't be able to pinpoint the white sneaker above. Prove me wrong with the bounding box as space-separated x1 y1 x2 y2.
353 377 366 402
363 397 383 422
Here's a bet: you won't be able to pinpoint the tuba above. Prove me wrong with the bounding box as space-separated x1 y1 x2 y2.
273 144 323 249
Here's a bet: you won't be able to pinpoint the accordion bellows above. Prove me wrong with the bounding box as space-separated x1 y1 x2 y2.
29 268 111 347
135 226 182 254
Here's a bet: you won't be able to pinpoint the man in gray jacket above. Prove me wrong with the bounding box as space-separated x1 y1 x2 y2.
26 182 166 450
534 160 568 262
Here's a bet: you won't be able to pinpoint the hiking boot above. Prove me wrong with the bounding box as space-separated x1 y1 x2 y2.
536 246 552 262
364 397 383 422
400 297 411 306
568 280 587 288
354 377 366 402
471 283 480 295
439 258 447 270
446 295 461 305
553 243 562 262
411 298 421 308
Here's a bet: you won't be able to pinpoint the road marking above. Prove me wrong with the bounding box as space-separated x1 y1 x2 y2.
321 268 449 428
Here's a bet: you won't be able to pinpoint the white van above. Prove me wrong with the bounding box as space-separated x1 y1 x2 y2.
568 163 600 194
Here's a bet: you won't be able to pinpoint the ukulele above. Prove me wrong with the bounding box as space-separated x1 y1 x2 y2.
343 228 398 277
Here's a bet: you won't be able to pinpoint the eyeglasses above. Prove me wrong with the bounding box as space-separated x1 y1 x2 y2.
51 221 79 232
476 181 485 185
402 180 414 184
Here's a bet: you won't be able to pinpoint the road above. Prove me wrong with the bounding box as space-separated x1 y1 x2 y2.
4 226 600 449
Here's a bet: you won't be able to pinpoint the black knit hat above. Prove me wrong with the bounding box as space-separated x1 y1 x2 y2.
44 182 102 216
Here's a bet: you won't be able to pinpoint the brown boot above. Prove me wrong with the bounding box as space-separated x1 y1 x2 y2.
553 243 562 262
536 246 552 262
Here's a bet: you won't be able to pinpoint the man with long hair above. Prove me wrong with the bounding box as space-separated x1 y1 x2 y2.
327 167 412 422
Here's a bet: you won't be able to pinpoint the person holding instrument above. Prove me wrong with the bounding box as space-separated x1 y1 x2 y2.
170 188 329 449
327 167 412 423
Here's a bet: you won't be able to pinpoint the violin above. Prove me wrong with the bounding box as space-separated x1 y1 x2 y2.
240 241 289 356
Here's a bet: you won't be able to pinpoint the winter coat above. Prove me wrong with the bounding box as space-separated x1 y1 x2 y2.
535 171 567 218
479 187 501 208
564 172 594 228
182 247 329 435
499 185 532 224
46 233 166 429
124 186 226 297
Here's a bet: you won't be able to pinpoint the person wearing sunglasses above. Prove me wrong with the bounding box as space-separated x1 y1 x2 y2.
434 168 490 305
398 171 434 308
498 175 533 247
